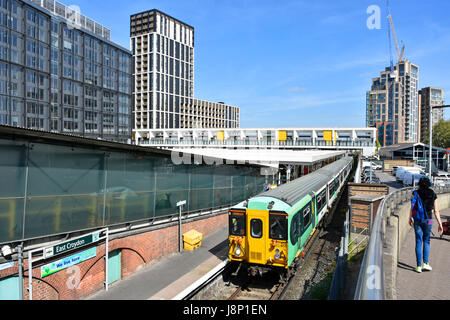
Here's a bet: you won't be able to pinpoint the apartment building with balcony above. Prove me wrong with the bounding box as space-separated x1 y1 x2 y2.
366 60 419 146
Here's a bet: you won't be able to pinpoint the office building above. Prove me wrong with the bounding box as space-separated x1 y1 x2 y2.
366 60 419 146
130 9 240 134
0 0 133 143
418 87 444 142
181 99 239 128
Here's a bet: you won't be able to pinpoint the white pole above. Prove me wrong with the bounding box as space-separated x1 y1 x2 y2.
429 106 433 178
179 205 182 252
28 251 32 300
105 229 109 291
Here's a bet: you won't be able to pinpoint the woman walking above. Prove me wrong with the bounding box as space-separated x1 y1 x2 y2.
409 177 444 273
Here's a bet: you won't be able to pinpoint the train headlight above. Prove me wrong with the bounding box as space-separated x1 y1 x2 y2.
274 249 281 260
234 244 242 257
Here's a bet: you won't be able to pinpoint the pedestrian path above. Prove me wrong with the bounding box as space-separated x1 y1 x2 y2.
396 208 450 300
86 226 229 300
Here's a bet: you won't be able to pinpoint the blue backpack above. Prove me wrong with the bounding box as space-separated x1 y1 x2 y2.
411 190 429 222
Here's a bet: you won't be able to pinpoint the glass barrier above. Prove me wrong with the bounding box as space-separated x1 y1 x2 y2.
0 138 266 243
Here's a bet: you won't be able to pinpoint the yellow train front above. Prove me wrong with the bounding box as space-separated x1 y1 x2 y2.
227 156 353 277
228 206 289 276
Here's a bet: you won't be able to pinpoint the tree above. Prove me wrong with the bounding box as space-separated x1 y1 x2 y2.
422 119 450 148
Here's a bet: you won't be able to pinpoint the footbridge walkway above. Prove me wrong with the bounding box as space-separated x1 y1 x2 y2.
355 186 450 300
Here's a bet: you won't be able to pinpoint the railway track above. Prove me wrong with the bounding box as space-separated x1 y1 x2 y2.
184 220 329 300
223 221 326 300
186 178 351 301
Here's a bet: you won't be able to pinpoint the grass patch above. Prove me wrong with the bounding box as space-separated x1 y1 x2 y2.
308 270 335 300
348 242 367 262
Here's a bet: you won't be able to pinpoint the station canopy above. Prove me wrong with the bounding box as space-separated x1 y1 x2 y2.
172 148 346 168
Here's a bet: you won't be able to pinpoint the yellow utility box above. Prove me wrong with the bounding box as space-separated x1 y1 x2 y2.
217 131 225 141
183 230 203 251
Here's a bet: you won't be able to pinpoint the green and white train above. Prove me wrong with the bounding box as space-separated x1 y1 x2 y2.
228 156 353 276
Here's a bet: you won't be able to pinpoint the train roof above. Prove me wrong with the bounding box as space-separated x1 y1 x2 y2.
256 156 353 207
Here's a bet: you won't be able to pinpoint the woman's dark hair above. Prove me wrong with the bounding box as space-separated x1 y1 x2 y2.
418 177 431 190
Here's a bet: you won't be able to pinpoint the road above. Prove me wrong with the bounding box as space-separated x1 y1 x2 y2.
375 170 404 193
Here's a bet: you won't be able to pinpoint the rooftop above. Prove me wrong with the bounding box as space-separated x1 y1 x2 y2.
130 8 194 30
29 0 111 40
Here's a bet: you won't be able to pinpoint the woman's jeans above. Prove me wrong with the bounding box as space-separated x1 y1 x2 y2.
414 219 432 267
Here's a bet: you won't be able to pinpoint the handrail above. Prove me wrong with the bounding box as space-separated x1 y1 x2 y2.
354 187 413 300
138 138 377 148
354 185 450 300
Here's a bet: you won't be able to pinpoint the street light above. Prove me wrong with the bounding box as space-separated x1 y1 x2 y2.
429 105 450 178
177 200 187 252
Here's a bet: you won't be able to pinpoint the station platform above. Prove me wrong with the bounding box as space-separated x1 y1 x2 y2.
87 226 229 300
396 208 450 300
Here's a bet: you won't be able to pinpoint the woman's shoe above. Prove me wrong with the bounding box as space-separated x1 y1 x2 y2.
422 263 432 271
415 266 422 273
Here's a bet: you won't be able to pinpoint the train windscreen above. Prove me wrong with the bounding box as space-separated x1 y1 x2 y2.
229 212 246 236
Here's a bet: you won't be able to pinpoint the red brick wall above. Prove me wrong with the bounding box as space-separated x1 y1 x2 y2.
0 212 227 300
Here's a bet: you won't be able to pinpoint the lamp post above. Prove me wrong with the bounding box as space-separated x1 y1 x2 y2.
429 105 450 178
177 200 187 252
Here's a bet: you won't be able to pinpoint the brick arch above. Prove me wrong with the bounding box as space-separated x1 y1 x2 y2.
79 254 106 285
119 247 147 264
26 275 60 300
78 246 146 284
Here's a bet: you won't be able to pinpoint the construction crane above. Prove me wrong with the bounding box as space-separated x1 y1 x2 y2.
387 0 405 65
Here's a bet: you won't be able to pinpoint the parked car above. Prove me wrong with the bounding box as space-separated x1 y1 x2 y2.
362 161 382 170
433 171 450 188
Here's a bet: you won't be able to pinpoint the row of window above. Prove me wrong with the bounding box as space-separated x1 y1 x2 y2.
152 54 193 80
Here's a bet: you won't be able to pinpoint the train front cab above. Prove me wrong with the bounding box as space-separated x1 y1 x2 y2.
228 208 288 273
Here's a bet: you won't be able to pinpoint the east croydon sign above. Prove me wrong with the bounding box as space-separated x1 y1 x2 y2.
44 232 100 259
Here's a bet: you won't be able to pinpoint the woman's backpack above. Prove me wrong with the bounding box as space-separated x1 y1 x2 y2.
411 190 429 222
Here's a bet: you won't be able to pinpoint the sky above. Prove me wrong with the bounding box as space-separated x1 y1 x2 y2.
70 0 450 128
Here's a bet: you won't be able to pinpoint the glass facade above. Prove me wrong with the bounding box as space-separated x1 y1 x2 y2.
0 0 133 143
0 137 266 243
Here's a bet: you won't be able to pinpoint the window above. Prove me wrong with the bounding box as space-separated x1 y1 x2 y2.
302 202 312 230
316 189 327 213
269 214 287 240
290 213 301 246
251 219 263 238
229 212 245 236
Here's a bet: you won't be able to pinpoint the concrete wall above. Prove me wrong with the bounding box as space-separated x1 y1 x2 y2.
0 212 228 300
384 192 450 299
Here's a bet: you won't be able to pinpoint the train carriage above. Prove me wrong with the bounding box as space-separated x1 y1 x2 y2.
228 156 353 277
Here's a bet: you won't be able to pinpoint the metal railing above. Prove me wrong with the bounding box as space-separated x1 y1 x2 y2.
354 185 450 300
328 210 349 300
139 139 376 148
33 0 112 40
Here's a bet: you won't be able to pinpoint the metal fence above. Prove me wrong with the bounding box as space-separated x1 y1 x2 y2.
354 185 450 300
140 139 376 148
328 210 349 300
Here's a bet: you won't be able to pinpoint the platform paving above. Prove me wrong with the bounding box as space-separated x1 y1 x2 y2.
86 225 229 300
396 208 450 300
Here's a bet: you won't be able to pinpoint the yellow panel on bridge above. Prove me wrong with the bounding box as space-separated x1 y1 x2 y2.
323 130 333 142
278 131 287 141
